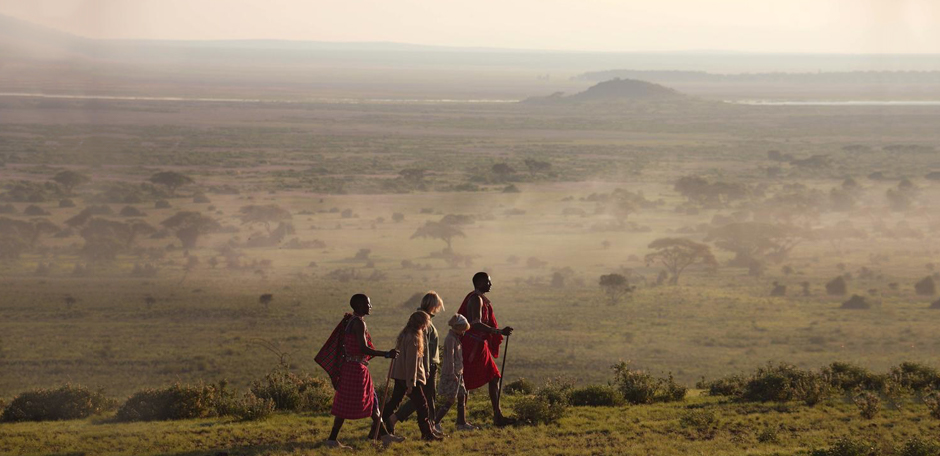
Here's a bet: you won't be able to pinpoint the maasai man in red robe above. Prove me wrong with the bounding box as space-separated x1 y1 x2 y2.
457 272 516 426
323 294 401 449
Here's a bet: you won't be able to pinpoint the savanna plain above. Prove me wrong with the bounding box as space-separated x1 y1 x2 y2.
2 73 940 456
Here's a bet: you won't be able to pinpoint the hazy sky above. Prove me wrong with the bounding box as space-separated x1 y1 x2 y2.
2 0 939 53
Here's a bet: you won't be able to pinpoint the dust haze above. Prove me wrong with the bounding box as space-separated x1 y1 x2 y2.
1 8 940 453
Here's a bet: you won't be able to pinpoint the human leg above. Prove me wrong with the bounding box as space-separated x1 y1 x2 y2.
382 380 408 434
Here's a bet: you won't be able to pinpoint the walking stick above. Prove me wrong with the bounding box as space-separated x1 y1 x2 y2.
497 334 510 405
372 357 395 442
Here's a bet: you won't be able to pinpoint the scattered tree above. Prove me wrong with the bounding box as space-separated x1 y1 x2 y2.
149 171 193 195
52 170 91 195
826 276 848 296
599 273 636 305
411 221 465 251
160 212 221 249
644 238 717 285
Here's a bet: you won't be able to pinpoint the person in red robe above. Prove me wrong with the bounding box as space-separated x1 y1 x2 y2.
324 294 401 449
457 272 515 426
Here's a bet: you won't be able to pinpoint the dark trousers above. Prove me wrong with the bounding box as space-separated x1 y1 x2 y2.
395 364 437 423
382 378 433 438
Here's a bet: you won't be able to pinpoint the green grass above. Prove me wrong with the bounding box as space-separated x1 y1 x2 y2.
1 394 937 456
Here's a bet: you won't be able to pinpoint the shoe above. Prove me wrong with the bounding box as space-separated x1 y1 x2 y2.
494 415 517 427
324 440 352 450
456 423 480 431
422 433 445 442
381 434 405 447
432 422 443 435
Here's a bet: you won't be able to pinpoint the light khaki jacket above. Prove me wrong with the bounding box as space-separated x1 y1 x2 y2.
390 331 426 387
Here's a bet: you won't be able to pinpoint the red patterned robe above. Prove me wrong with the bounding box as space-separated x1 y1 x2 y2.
330 316 377 419
457 291 503 391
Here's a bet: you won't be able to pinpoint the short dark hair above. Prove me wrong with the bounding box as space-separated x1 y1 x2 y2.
472 272 489 287
349 293 369 309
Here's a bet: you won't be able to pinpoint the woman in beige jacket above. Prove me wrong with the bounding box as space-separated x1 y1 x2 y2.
381 311 442 441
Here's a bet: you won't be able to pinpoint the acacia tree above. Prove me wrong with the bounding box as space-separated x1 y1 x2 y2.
411 221 465 251
160 211 221 249
0 217 58 259
238 205 292 233
599 273 636 305
52 170 91 195
644 238 717 285
149 171 194 195
706 222 804 266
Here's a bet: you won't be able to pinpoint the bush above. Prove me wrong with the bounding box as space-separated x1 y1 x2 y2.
826 276 848 296
59 199 76 208
229 392 275 421
853 391 880 419
679 409 718 439
739 363 814 403
840 295 870 310
891 362 940 391
155 200 171 209
923 390 940 420
811 437 877 456
611 362 687 404
513 381 571 425
504 378 535 395
915 277 937 296
898 437 940 456
569 385 624 407
697 375 746 397
116 383 220 421
1 384 114 422
822 362 886 392
249 366 332 413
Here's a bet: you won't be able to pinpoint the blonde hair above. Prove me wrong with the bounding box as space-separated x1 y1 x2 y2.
397 311 431 357
419 291 444 315
448 314 470 332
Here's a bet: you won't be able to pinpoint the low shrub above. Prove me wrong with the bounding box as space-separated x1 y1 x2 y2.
741 363 813 403
1 384 114 422
853 391 880 419
898 437 940 456
679 409 718 439
513 380 572 425
811 437 877 456
249 366 332 413
822 362 886 392
116 383 220 421
697 375 746 397
826 276 848 296
611 362 687 404
756 426 780 444
229 392 275 421
840 295 870 310
794 374 833 406
569 385 624 407
504 378 535 396
891 362 940 391
922 390 940 419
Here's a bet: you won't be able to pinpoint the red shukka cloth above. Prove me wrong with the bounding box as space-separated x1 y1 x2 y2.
456 291 503 391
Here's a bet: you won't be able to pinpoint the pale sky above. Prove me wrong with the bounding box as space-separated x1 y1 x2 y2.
2 0 939 53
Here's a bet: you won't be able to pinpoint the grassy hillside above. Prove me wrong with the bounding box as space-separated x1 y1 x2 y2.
1 393 937 456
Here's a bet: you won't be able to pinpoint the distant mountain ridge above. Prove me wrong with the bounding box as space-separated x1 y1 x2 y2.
523 78 690 104
576 69 940 84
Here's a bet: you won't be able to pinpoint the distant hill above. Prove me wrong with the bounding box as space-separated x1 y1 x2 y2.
574 69 940 84
523 78 690 105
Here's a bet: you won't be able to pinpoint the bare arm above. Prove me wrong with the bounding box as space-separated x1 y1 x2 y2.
468 295 513 336
351 319 398 358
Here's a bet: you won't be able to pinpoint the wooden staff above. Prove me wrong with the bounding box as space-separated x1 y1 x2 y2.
497 334 510 405
373 357 395 442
